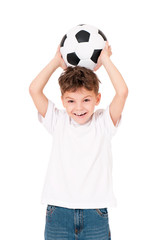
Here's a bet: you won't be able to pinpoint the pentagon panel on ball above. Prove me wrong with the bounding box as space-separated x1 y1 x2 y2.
60 24 107 70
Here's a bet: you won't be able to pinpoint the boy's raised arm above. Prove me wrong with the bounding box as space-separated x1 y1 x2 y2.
94 42 128 127
29 46 66 118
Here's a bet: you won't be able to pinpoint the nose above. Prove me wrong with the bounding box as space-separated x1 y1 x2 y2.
75 102 84 110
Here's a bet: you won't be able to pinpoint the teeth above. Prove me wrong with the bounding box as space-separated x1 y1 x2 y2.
74 112 86 116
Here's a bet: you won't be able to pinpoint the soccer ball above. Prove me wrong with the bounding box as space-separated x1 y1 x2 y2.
60 24 107 70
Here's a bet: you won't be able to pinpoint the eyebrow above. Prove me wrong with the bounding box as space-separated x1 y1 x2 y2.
65 95 92 99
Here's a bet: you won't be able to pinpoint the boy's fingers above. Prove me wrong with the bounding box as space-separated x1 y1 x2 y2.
93 65 98 71
57 45 61 51
94 62 102 71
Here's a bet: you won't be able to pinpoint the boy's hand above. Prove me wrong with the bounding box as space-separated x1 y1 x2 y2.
54 45 67 70
93 41 112 71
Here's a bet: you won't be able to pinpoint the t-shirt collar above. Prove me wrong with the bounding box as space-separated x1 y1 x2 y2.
70 115 93 127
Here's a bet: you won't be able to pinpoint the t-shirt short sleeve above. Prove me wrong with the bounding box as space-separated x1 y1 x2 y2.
98 105 122 139
38 99 59 135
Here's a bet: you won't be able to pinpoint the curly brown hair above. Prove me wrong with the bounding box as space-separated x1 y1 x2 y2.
58 66 101 96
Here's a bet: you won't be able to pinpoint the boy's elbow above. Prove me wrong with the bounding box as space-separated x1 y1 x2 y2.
123 87 129 97
29 84 34 95
118 87 129 98
29 83 39 95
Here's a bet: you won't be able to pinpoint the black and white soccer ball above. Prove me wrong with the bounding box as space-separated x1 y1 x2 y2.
60 24 107 70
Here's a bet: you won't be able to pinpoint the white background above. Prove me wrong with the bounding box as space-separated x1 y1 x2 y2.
0 0 159 239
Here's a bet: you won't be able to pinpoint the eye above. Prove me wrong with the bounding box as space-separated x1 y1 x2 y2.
68 100 74 103
84 99 90 102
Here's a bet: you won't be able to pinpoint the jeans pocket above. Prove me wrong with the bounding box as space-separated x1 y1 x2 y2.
95 208 108 218
46 205 56 222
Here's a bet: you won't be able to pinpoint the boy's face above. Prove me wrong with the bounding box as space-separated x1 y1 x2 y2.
61 87 101 125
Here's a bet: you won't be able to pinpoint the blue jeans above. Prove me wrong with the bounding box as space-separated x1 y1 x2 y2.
44 205 111 240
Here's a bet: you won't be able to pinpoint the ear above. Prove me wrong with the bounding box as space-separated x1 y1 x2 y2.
95 93 101 106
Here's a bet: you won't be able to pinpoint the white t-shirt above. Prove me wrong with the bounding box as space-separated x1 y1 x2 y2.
38 99 122 209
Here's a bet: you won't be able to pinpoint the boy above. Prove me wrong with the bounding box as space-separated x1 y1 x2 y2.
29 42 128 240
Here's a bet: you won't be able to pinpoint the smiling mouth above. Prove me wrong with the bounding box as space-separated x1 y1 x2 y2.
74 112 87 117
